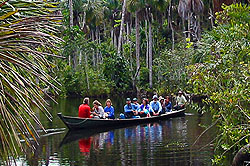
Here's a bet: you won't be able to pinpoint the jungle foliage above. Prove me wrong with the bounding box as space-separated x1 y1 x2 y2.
0 0 249 165
188 3 249 164
58 0 212 97
0 0 62 164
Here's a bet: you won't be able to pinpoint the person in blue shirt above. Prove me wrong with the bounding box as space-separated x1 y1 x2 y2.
132 98 140 115
138 98 151 117
124 98 135 118
104 99 115 119
165 96 172 112
150 95 162 116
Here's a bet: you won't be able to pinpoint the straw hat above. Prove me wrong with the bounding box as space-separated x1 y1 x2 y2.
152 95 158 100
159 96 164 101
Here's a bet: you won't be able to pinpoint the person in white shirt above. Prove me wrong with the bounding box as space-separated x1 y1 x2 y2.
92 100 105 118
174 91 187 110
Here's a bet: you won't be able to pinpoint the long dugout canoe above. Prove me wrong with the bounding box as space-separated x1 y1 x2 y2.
57 108 185 130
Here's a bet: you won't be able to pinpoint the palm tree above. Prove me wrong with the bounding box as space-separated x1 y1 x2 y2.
81 0 105 66
127 0 145 90
69 0 73 67
0 0 62 164
117 0 127 56
146 0 169 88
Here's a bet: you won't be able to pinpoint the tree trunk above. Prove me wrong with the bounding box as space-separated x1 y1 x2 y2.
114 33 117 48
117 0 127 56
69 0 73 28
209 8 214 28
197 15 201 40
103 22 106 38
135 10 140 78
69 0 73 67
79 50 82 65
145 20 149 68
126 21 129 43
84 52 90 90
168 4 175 51
82 12 86 29
91 30 96 67
111 29 114 45
187 12 191 39
148 17 153 89
95 28 99 65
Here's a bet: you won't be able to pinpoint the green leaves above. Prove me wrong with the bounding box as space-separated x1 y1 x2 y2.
188 3 250 164
0 0 62 164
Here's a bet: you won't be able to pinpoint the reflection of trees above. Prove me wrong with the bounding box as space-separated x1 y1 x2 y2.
20 116 215 165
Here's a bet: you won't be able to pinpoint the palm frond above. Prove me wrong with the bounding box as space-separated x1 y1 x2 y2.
0 0 62 164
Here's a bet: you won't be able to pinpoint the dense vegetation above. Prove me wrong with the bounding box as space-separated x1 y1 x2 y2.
188 4 249 164
58 1 249 164
0 0 249 165
0 0 61 164
58 0 212 97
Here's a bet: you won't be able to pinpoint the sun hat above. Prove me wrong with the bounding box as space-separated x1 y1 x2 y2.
126 98 131 101
152 95 158 100
133 98 137 101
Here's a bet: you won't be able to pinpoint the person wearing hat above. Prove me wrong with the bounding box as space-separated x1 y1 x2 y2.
132 98 140 115
124 98 135 118
150 95 162 116
174 91 187 110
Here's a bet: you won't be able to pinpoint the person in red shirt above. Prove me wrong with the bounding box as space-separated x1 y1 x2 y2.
78 97 91 118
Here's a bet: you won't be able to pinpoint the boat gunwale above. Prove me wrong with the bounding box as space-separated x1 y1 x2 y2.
58 109 186 122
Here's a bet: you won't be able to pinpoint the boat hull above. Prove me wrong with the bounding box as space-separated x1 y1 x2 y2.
58 109 185 130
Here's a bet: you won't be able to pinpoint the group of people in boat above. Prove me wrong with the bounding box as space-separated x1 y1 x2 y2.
78 98 115 119
78 91 187 119
122 94 174 119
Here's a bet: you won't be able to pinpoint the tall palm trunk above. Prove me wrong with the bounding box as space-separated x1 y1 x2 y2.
135 10 140 78
187 12 191 39
145 20 149 68
111 29 114 45
91 30 96 66
126 21 130 43
168 3 175 51
95 27 99 66
148 16 153 89
69 0 73 28
69 0 73 67
84 52 90 90
117 0 127 56
79 50 82 65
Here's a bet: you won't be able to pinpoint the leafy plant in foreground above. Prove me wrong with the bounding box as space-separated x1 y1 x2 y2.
0 0 62 164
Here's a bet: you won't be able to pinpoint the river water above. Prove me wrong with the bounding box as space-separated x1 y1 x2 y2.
15 97 217 166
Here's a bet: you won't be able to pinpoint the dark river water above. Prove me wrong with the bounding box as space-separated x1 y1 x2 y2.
15 97 217 166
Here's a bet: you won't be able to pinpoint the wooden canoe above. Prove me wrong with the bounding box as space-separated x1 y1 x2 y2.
57 109 185 130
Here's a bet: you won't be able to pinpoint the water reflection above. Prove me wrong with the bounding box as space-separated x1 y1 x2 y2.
57 116 213 166
10 98 216 166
